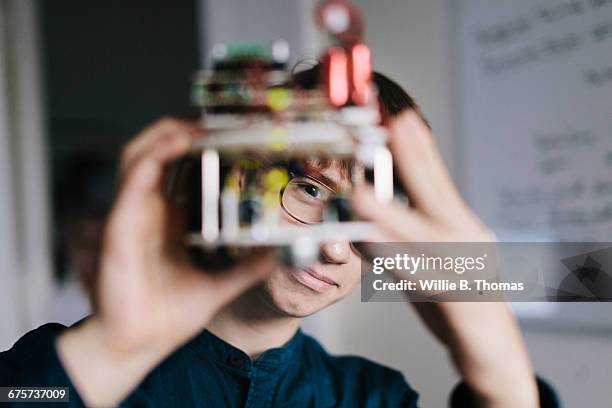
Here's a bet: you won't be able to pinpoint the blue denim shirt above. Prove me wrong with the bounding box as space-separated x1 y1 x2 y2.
0 323 418 407
1 323 559 407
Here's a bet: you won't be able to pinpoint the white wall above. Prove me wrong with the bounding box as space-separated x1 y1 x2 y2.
355 0 457 176
0 0 53 350
0 0 23 351
523 330 612 406
199 0 322 68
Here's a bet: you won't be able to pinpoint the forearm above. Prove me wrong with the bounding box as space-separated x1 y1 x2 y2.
56 318 172 407
450 349 539 408
446 304 539 407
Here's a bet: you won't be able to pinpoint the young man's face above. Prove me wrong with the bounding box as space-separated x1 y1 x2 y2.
255 160 363 317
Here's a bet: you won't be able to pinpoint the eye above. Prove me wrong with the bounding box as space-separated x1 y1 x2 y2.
297 182 321 199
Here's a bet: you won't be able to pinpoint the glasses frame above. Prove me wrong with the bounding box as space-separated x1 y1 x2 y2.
279 171 338 225
279 171 361 256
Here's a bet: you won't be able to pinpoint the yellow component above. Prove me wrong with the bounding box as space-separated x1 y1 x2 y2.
263 191 280 209
264 168 289 191
266 87 292 112
224 174 240 192
267 127 288 151
234 158 261 170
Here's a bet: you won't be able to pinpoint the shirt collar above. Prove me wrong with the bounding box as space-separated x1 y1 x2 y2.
187 327 304 373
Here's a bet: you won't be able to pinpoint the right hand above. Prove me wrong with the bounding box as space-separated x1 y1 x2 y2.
57 118 275 406
353 111 538 407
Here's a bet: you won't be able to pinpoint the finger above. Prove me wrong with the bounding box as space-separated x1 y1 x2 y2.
105 119 202 263
188 251 277 307
158 252 276 339
388 111 463 217
215 252 276 298
120 118 200 177
125 117 199 162
123 131 194 198
352 183 434 241
106 129 194 242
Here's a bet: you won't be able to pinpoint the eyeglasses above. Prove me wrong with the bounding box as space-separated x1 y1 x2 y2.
280 173 336 225
280 172 363 258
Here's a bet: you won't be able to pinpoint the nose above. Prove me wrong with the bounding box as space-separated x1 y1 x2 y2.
319 240 351 264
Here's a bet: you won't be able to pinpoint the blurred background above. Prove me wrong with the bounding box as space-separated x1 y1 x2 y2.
1 0 611 406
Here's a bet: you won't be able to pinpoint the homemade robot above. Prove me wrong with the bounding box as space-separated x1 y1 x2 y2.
173 0 396 268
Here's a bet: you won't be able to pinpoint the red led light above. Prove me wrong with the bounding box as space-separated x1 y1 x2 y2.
326 47 349 107
350 43 371 105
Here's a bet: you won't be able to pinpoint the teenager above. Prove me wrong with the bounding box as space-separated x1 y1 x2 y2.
0 70 557 407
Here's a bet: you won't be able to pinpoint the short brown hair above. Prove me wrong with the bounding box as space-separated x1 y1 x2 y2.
291 63 429 126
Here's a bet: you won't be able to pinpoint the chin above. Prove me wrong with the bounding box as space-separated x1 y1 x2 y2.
257 269 339 318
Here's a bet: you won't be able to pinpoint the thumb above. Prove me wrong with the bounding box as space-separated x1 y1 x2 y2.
352 184 432 242
208 251 277 303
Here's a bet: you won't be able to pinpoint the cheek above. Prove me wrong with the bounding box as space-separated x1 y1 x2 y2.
337 255 363 293
280 210 302 226
266 266 298 293
264 266 316 304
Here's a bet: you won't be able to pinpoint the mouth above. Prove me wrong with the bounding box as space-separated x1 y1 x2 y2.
291 267 339 293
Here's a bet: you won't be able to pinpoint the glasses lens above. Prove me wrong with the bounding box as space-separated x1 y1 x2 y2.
280 175 363 257
281 176 333 224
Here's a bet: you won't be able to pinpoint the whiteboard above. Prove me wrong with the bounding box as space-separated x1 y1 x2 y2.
454 0 612 241
452 0 612 329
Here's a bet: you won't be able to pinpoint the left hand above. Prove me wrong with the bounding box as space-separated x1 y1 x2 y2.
352 111 539 408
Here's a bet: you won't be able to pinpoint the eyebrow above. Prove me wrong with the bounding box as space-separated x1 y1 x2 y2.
303 161 355 193
303 168 340 192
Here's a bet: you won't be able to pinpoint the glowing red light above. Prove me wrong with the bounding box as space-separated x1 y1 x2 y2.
350 43 371 105
327 47 349 107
